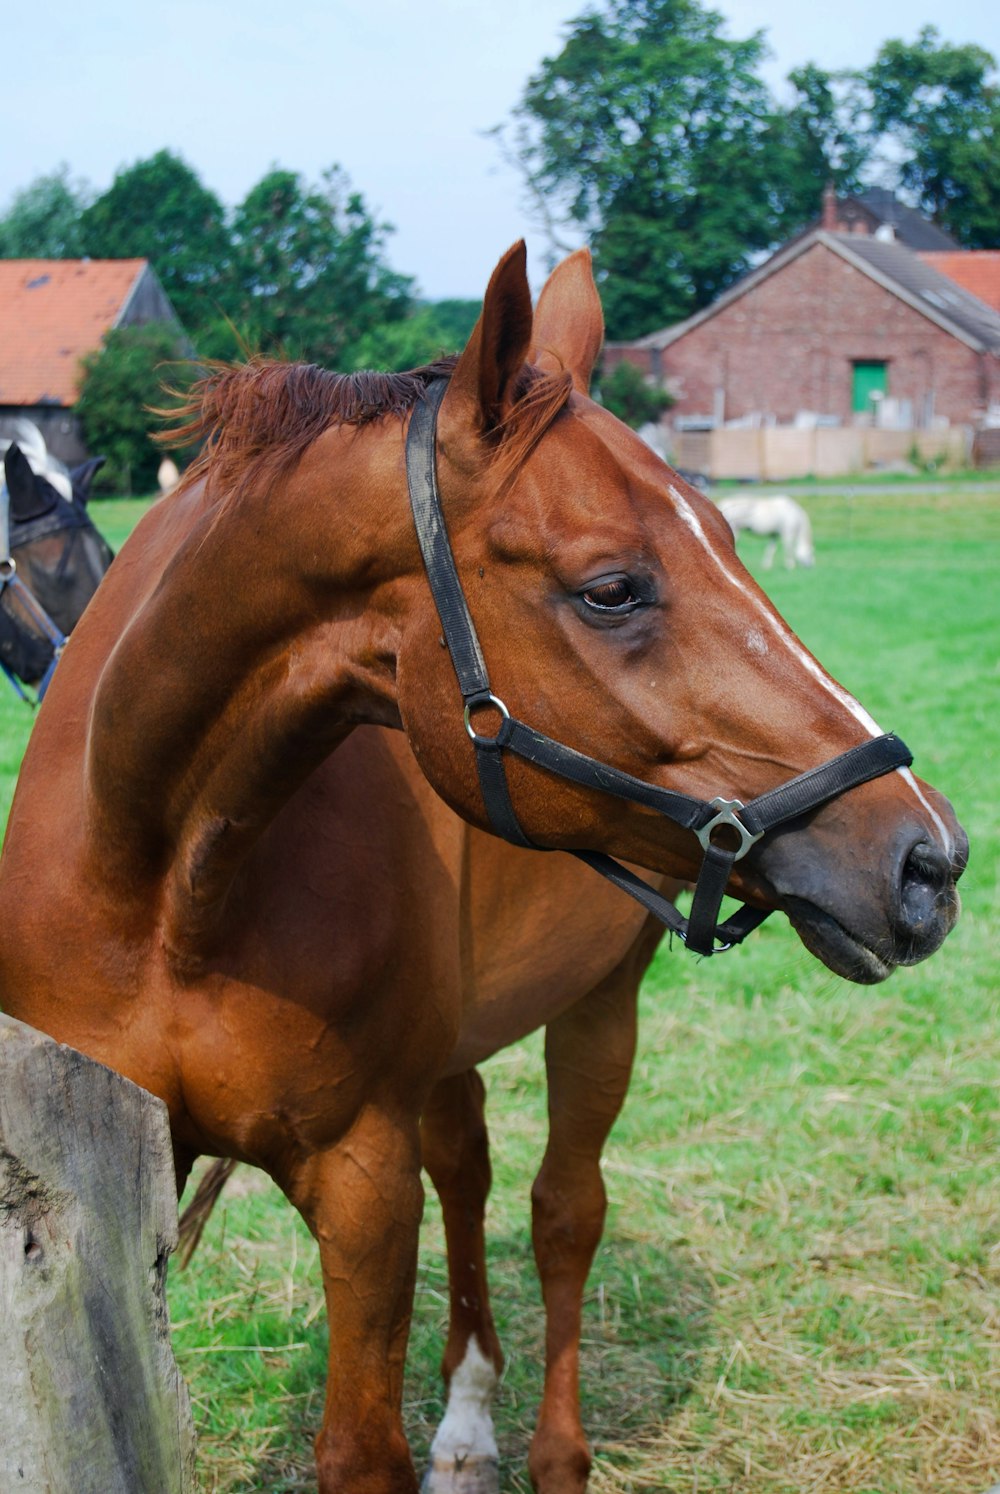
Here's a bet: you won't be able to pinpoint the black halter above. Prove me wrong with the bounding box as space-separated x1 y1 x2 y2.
405 379 912 956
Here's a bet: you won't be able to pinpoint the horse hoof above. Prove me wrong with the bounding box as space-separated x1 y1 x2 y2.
422 1453 500 1494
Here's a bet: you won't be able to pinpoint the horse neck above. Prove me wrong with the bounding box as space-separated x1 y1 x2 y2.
83 426 414 967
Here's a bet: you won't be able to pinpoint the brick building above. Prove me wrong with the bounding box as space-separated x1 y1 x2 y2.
604 188 1000 464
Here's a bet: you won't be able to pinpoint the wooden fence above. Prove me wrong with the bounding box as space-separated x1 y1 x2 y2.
0 1013 196 1493
673 425 972 481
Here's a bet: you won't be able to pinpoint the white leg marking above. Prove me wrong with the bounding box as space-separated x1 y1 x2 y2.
429 1337 499 1467
668 487 954 856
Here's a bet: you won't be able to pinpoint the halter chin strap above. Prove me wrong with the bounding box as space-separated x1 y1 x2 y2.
405 379 913 956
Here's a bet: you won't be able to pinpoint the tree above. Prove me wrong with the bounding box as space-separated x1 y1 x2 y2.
865 28 1000 246
502 0 783 337
0 166 92 257
75 324 193 494
343 299 481 371
600 360 674 426
227 167 413 365
79 151 231 335
763 64 871 239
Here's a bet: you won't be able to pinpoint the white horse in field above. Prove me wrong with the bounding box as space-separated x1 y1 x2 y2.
717 495 815 569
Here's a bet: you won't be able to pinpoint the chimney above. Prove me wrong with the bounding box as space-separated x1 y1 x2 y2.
821 182 838 231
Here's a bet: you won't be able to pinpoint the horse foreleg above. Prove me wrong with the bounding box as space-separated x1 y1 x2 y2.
528 963 643 1493
762 537 777 569
284 1110 425 1494
421 1069 502 1494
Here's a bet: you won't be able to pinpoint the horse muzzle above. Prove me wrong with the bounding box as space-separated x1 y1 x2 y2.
762 812 968 984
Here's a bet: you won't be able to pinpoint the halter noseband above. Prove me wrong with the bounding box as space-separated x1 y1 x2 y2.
405 379 912 956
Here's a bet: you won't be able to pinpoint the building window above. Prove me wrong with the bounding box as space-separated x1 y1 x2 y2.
852 360 888 414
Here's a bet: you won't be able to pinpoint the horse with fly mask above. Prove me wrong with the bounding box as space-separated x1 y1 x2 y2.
0 244 966 1494
0 439 113 699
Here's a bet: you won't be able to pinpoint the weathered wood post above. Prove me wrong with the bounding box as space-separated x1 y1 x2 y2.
0 1013 197 1493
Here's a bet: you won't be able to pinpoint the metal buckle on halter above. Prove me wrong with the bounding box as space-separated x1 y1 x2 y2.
463 692 511 746
695 797 764 861
680 928 738 955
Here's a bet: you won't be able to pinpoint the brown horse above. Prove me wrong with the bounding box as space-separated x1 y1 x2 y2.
0 244 965 1494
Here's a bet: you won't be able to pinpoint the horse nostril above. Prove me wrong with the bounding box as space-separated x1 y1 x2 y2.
898 839 952 935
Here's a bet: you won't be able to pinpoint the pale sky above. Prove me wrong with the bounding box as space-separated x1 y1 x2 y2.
3 0 998 299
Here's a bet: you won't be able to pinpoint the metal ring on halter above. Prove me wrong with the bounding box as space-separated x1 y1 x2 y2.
681 929 737 954
695 797 764 861
464 692 510 746
0 557 16 579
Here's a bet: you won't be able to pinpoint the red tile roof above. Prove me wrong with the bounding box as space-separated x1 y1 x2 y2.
0 259 147 406
919 252 1000 315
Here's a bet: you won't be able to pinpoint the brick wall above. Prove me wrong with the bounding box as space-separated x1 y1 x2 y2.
605 241 998 429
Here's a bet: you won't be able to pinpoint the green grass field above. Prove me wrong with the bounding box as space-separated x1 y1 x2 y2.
2 482 998 1492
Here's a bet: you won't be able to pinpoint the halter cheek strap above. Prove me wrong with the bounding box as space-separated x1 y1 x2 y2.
405 379 912 956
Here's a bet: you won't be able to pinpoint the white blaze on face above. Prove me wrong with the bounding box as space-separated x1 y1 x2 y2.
428 1336 499 1469
668 486 954 856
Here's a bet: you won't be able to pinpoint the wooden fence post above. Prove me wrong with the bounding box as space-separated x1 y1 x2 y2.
0 1013 197 1493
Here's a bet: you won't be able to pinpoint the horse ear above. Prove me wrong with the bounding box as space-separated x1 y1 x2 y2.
69 455 107 505
531 248 604 395
4 443 60 522
446 241 533 434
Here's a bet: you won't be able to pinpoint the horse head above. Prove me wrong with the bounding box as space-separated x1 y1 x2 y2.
1 440 114 690
391 244 966 984
3 441 114 645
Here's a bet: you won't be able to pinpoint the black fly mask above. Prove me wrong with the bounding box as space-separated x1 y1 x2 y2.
0 443 114 695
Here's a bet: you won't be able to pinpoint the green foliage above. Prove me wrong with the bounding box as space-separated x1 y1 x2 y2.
75 324 193 494
79 150 231 334
865 27 1000 246
420 299 482 347
506 0 783 337
0 165 92 257
503 2 1000 335
344 299 480 371
64 153 419 367
763 63 871 238
226 167 413 366
600 359 674 427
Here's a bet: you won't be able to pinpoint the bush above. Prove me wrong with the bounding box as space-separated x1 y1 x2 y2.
76 324 194 494
600 360 674 429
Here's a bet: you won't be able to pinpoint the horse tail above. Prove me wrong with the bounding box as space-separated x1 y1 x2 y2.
176 1157 239 1267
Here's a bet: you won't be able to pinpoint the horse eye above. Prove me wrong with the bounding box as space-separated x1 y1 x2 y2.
581 577 638 611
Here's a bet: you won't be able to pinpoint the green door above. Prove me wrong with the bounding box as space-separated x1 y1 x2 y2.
852 360 888 414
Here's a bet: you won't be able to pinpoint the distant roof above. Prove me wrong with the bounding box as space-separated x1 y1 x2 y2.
625 230 1000 357
0 259 149 406
834 234 1000 352
920 251 1000 315
852 188 960 251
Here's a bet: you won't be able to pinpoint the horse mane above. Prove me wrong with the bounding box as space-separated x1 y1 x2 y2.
158 355 572 503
